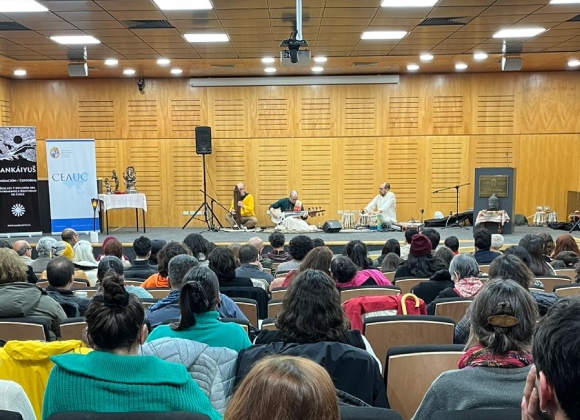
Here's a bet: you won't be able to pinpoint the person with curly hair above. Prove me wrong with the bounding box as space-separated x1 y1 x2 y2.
208 247 253 288
275 235 314 274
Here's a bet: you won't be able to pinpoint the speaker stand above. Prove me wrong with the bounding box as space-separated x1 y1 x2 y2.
182 154 221 231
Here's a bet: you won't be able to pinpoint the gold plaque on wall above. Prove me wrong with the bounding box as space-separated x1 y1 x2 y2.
479 175 509 198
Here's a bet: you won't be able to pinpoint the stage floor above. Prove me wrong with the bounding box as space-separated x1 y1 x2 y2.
5 224 580 253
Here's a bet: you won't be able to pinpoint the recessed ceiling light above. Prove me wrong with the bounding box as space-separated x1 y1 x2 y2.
157 58 170 65
474 52 488 60
0 0 48 12
361 31 407 40
420 53 433 61
550 0 580 3
184 33 229 43
314 56 328 63
13 69 26 76
312 66 324 72
381 0 438 6
261 57 275 64
170 68 183 74
568 59 580 67
493 28 545 39
407 64 419 71
50 35 100 45
152 0 212 10
123 69 136 75
104 59 118 66
455 63 468 70
264 67 276 73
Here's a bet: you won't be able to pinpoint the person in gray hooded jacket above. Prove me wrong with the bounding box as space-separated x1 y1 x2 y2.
0 248 66 340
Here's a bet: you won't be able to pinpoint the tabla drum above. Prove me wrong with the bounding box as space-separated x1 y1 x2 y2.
368 214 378 228
357 212 369 228
341 212 356 229
548 212 558 223
533 212 547 226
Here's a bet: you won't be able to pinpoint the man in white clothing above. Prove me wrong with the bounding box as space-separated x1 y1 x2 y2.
365 182 397 223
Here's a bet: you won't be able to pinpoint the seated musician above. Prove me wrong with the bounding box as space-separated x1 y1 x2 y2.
269 191 316 232
226 183 258 229
365 182 397 223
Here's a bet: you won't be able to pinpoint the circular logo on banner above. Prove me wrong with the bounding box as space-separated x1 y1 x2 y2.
11 204 25 217
50 147 60 158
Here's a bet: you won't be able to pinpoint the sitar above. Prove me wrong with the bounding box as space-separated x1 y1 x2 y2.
233 185 243 227
270 207 325 225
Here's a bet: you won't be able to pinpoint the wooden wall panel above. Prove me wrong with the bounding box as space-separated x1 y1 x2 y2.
7 73 580 227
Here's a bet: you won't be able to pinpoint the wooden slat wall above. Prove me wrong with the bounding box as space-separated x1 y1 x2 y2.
7 73 580 227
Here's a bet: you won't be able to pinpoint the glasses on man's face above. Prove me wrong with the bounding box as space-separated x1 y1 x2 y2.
26 247 32 251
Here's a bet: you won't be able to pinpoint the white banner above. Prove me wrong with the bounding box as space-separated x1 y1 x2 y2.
46 139 99 234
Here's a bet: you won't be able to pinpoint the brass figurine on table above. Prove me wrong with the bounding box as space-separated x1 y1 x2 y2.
104 178 112 194
123 166 138 194
112 170 120 194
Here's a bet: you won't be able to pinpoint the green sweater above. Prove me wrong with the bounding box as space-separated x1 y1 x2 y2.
147 311 252 352
42 351 222 420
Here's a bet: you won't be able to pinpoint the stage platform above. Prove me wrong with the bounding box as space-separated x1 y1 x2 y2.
5 225 580 256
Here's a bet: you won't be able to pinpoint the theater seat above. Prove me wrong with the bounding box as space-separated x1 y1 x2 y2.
48 413 210 420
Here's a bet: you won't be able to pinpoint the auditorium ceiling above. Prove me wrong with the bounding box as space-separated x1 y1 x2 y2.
0 0 579 79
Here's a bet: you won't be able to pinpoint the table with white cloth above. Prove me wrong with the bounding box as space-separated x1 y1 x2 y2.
475 210 510 231
98 193 147 235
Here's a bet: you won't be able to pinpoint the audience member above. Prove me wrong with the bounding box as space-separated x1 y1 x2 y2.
183 233 210 266
344 240 391 286
523 298 580 420
427 253 483 314
276 235 313 274
60 228 79 247
46 257 91 317
312 238 325 248
236 244 274 283
270 246 334 290
52 241 74 260
224 356 339 420
434 246 454 269
257 269 379 364
141 241 191 289
147 255 248 328
413 279 537 420
552 251 580 270
98 256 153 300
377 238 401 266
124 236 157 280
0 239 11 249
473 227 502 264
444 235 460 254
148 239 166 266
147 266 251 352
209 247 253 288
0 380 36 420
227 243 242 267
266 232 292 263
72 240 98 285
0 248 65 340
538 232 555 261
42 272 220 420
330 256 359 288
519 234 556 276
99 236 130 268
400 229 419 261
12 240 38 284
411 266 453 305
490 234 504 252
394 234 446 280
551 234 580 258
31 237 57 273
380 252 401 272
422 228 441 252
248 236 273 271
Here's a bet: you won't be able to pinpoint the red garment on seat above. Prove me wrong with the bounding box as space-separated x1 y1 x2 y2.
343 294 427 332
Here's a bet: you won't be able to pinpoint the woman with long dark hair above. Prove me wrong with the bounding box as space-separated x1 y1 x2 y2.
42 271 220 419
519 234 556 276
394 234 446 280
342 240 391 287
146 266 251 352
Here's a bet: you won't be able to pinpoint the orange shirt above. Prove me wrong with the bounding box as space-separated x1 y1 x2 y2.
140 273 169 289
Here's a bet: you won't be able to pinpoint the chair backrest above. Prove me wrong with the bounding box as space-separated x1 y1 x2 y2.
47 412 210 420
36 280 49 289
260 318 277 331
271 288 287 300
364 315 455 369
386 345 464 420
554 268 576 281
268 299 284 319
339 406 403 420
434 298 473 324
394 278 429 295
0 318 49 341
231 297 259 327
220 286 269 320
148 289 171 299
71 280 90 289
554 284 580 297
73 270 89 281
124 280 143 287
340 286 401 304
74 288 98 298
0 410 24 420
430 409 520 420
536 277 571 292
478 264 490 274
382 271 397 282
250 278 269 292
59 319 87 341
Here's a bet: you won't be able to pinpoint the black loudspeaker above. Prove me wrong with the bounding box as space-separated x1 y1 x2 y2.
195 126 212 155
323 220 342 233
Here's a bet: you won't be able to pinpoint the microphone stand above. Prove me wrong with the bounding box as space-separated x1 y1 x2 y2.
433 183 471 229
199 189 227 232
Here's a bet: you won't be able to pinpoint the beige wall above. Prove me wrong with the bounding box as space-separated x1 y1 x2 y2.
3 72 578 227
